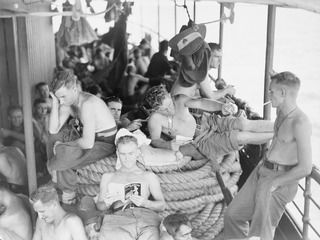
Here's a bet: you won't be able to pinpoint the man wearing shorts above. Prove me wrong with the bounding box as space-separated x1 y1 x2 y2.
145 85 273 159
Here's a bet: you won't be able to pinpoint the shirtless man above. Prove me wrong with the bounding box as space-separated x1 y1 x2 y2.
133 48 149 76
224 71 313 240
97 135 165 240
124 64 150 104
48 70 117 193
171 41 235 100
49 70 116 149
0 183 32 240
105 96 143 132
0 143 28 195
31 184 87 240
160 213 196 240
145 85 273 160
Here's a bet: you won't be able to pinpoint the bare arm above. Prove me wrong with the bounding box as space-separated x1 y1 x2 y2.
66 215 88 240
185 97 223 112
199 78 236 100
272 118 313 189
0 129 25 142
48 92 71 134
74 100 95 149
96 173 114 211
131 73 149 83
0 153 10 179
148 114 172 150
143 172 166 212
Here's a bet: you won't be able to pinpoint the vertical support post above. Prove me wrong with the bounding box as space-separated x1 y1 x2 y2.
12 17 22 104
140 1 143 38
218 3 224 80
302 176 311 240
174 0 177 35
193 0 196 22
263 5 276 120
157 0 160 44
13 16 37 195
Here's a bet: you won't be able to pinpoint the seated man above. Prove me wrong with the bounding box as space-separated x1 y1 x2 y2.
124 64 150 105
105 96 144 132
97 135 165 240
145 40 175 80
35 82 52 113
160 213 196 240
0 142 28 195
47 70 117 193
145 85 274 160
0 183 32 240
33 98 50 177
31 184 88 240
133 47 149 76
1 106 26 154
224 72 313 240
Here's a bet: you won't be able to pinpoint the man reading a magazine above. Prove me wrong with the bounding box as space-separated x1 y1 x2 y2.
97 134 166 240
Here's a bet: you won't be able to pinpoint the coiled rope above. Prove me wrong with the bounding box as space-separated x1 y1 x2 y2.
76 151 242 240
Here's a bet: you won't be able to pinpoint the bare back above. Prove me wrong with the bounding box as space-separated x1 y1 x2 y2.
78 92 116 134
0 195 32 240
0 146 27 185
267 108 310 165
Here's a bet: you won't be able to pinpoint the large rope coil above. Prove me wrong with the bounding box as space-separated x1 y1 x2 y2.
76 151 242 239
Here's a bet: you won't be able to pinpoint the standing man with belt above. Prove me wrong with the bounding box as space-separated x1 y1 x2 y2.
224 71 313 240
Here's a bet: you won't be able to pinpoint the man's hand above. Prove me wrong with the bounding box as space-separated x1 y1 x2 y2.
126 119 142 132
50 92 59 106
0 128 10 138
223 85 236 96
222 102 238 116
129 195 146 207
170 140 185 152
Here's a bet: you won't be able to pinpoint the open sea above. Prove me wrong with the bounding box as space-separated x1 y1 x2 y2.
54 0 320 238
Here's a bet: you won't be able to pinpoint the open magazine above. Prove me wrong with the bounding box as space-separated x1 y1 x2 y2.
108 182 142 203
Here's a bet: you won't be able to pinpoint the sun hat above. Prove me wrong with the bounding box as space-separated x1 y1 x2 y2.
169 24 206 56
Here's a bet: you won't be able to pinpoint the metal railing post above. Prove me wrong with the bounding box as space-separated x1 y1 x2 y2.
302 176 311 240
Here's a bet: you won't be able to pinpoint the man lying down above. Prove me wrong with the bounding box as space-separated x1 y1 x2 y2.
96 133 166 240
145 85 274 160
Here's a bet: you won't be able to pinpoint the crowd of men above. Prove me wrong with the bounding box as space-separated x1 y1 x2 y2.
0 22 312 240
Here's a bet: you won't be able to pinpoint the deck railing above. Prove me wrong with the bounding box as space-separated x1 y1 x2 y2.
291 165 320 240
